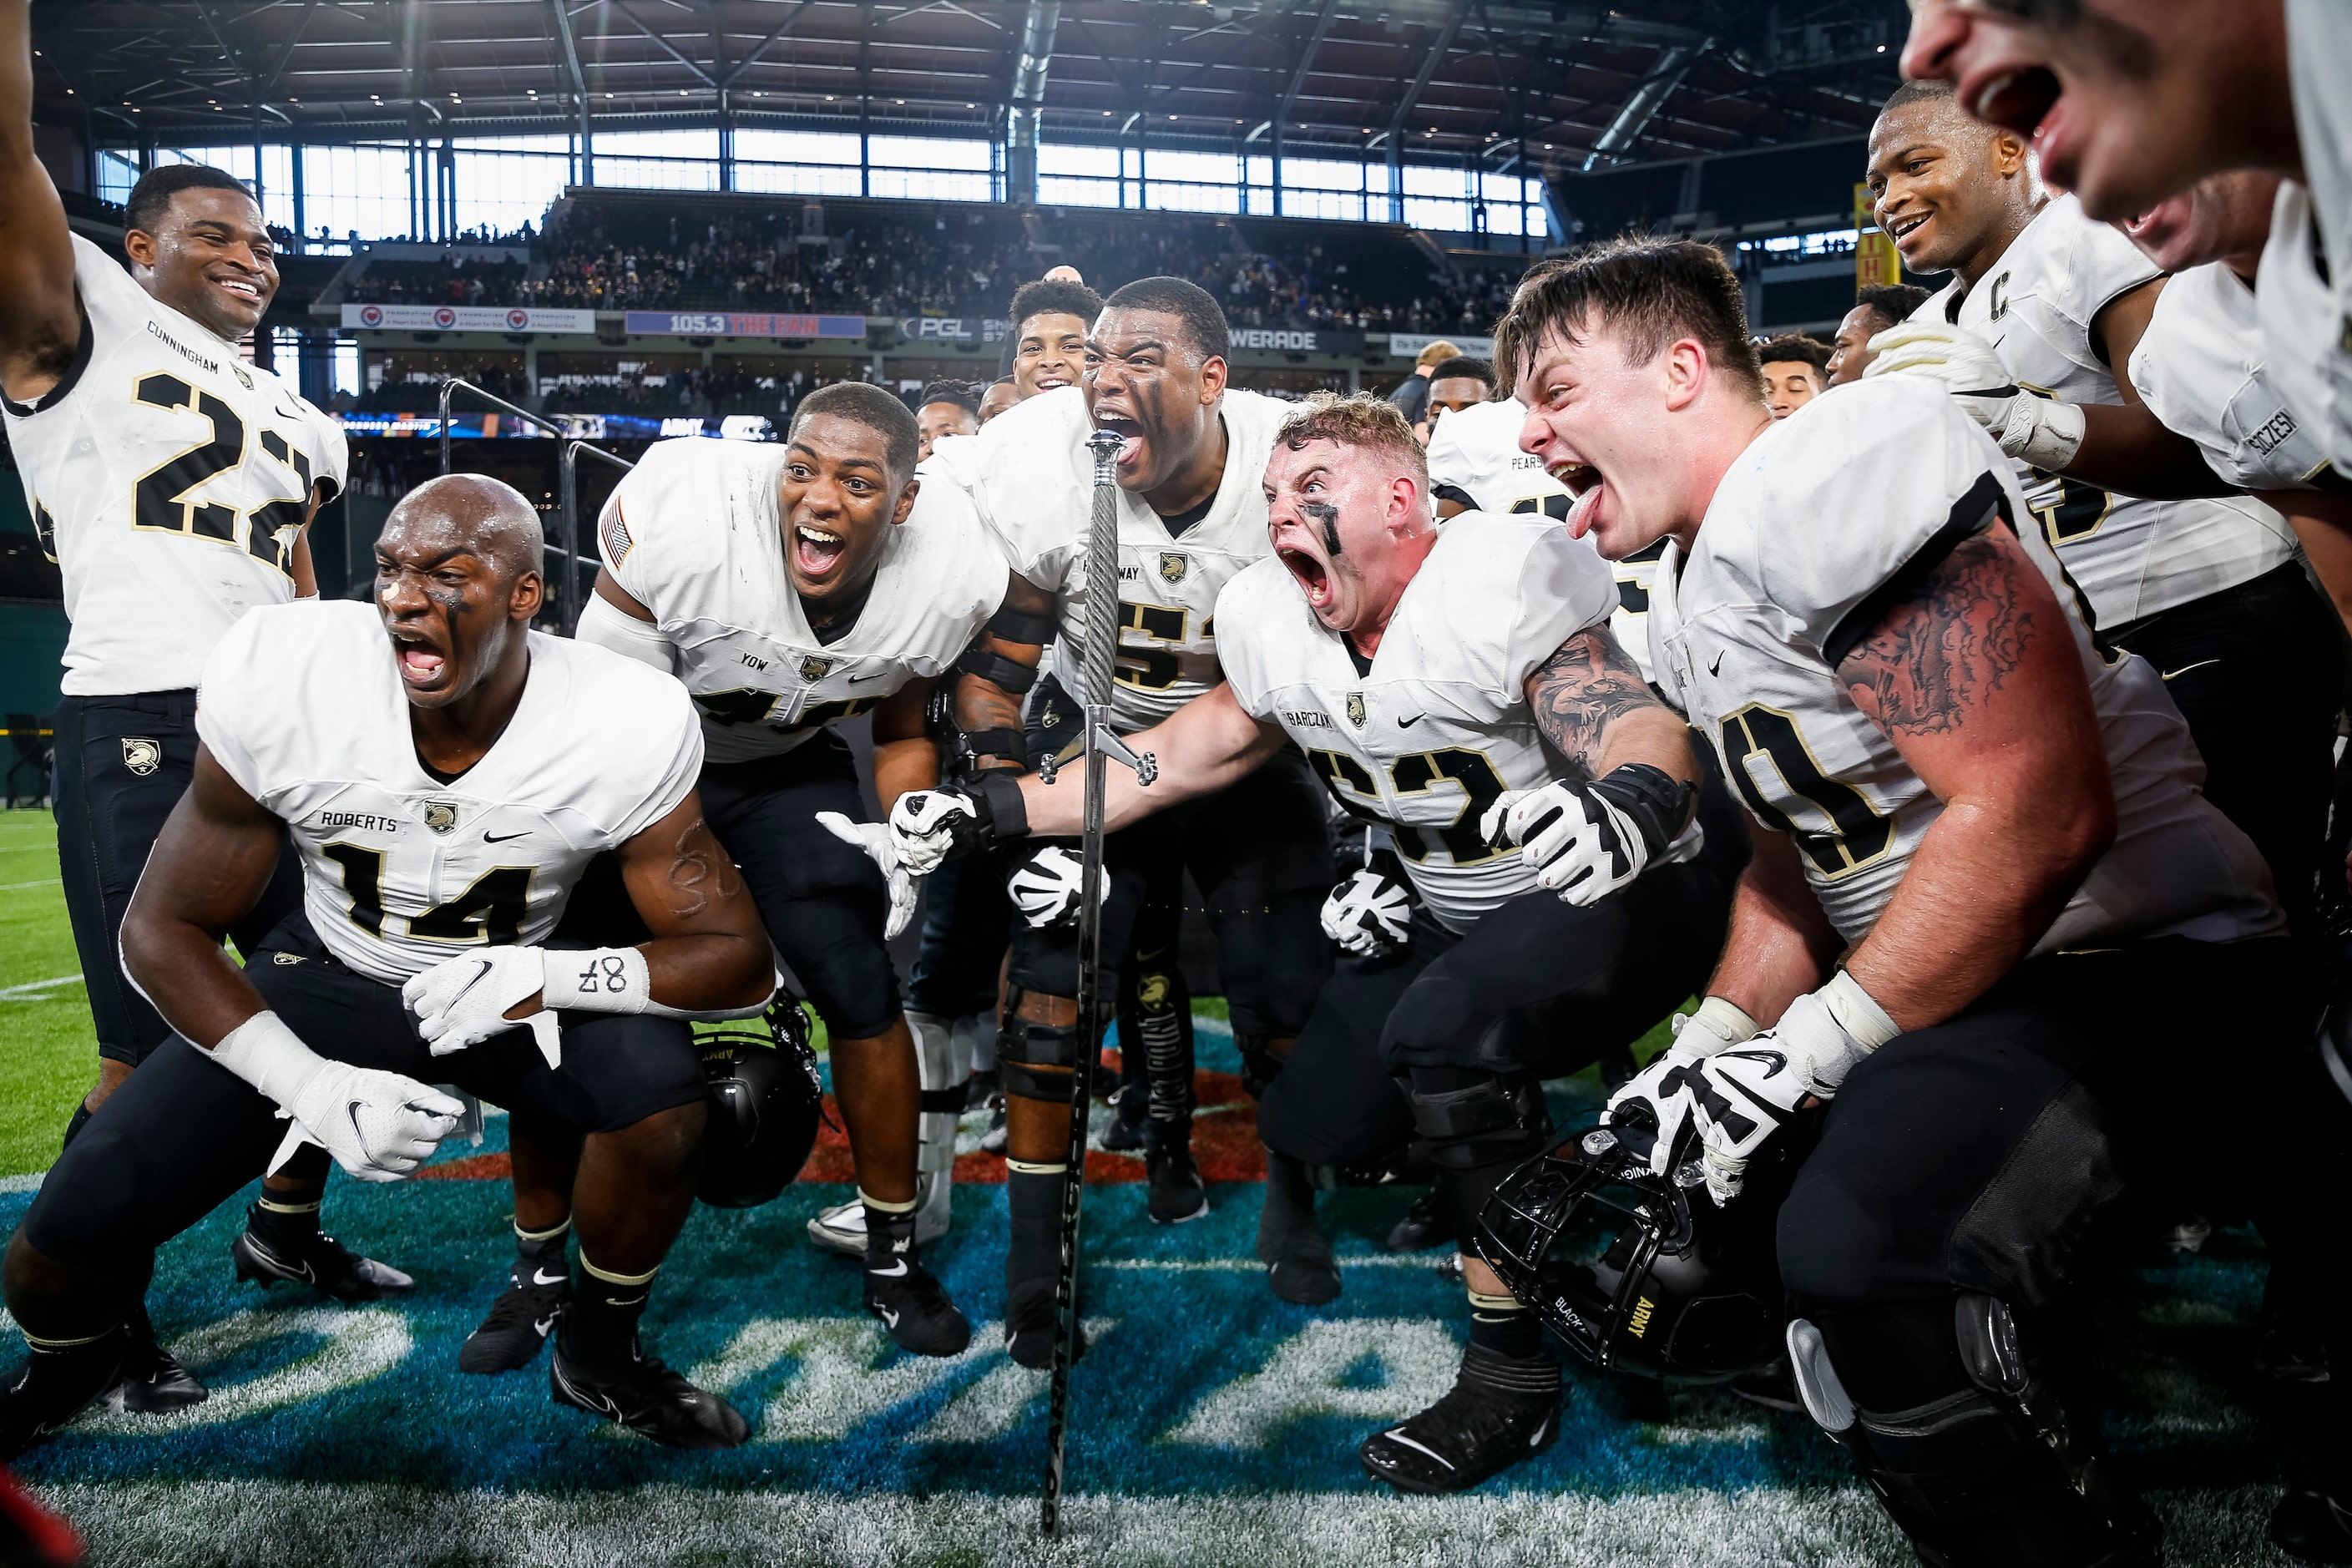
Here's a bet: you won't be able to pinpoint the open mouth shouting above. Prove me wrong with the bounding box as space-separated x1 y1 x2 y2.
792 521 848 580
1549 458 1607 539
1278 542 1333 611
1092 413 1146 472
391 630 450 690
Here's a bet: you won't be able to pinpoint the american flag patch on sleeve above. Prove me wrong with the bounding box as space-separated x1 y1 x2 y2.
602 508 634 567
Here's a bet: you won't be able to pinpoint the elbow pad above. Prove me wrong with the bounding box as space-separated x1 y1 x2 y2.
575 592 678 676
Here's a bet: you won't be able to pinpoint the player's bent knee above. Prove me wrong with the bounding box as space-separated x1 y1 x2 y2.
998 1010 1084 1102
1403 1066 1550 1174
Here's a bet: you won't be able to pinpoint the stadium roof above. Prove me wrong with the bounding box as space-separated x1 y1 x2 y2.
31 0 1909 175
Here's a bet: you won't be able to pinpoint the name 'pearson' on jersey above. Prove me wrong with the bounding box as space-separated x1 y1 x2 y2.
195 599 702 986
598 437 1007 763
2 234 348 696
924 383 1292 732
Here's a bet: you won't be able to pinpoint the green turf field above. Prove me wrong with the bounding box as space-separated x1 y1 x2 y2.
0 810 96 1176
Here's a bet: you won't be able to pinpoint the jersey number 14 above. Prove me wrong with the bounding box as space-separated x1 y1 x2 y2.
322 844 532 945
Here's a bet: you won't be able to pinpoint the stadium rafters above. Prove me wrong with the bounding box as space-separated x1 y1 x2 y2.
28 0 1907 179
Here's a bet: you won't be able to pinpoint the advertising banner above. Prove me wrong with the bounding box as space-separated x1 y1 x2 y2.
1388 332 1495 359
339 412 775 442
897 316 1011 346
621 311 869 339
1228 326 1367 355
341 304 595 333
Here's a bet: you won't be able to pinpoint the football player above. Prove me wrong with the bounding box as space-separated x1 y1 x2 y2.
1824 283 1931 385
1896 0 2352 473
2116 171 2352 631
0 2 378 1414
1863 80 2341 934
1008 278 1100 401
1413 356 1493 443
575 384 1035 1356
1755 334 1831 417
893 392 1733 1494
908 277 1333 1368
914 382 980 463
0 474 777 1453
1505 235 2348 1567
977 377 1019 427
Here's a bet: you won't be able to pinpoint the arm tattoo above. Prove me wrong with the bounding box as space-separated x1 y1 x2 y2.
1526 626 1660 776
1835 533 2031 738
659 817 741 918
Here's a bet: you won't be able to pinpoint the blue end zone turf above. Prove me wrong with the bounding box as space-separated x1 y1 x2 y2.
1 1014 2310 1565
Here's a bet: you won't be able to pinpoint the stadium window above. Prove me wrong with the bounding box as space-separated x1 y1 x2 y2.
1035 144 1121 210
95 148 138 206
150 144 298 231
591 129 722 193
734 129 867 197
450 138 571 237
300 144 416 244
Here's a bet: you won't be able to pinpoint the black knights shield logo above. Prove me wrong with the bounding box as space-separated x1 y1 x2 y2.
799 655 834 683
1159 552 1188 586
1345 693 1367 728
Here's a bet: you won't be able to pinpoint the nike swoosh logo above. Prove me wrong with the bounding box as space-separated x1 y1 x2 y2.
869 1258 909 1277
847 670 888 683
878 1305 899 1327
444 959 498 1008
532 1267 567 1287
2161 660 2218 681
534 1315 558 1337
483 830 528 842
1380 1428 1457 1469
1709 653 1724 676
1397 714 1424 728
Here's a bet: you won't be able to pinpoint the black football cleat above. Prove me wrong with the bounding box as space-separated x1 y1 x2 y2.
865 1255 972 1358
1257 1178 1339 1307
549 1333 748 1449
1004 1279 1086 1371
110 1302 205 1414
1144 1131 1209 1225
1383 1190 1454 1253
0 1327 127 1459
1100 1085 1150 1152
233 1204 413 1302
1358 1343 1560 1495
2271 1488 2352 1562
459 1256 571 1375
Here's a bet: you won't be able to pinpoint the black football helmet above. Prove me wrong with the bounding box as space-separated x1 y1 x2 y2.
1472 1115 1813 1380
696 992 827 1210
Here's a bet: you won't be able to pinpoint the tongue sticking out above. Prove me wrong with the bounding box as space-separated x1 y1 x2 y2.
794 528 847 579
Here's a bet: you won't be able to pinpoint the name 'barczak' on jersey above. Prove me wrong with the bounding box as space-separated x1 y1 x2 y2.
596 437 1007 763
1914 193 2295 631
1422 396 1665 686
1649 376 2281 951
1216 509 1671 933
2 234 348 696
924 382 1292 732
195 599 703 985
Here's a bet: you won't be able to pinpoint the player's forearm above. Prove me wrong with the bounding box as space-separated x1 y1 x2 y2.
1703 834 1840 1028
1016 748 1179 836
626 933 775 1014
871 733 938 815
120 913 271 1050
2067 407 2237 498
1591 708 1700 822
951 664 1029 771
1844 792 2106 1029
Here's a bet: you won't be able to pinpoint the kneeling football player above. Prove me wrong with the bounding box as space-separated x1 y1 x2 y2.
891 394 1735 1493
0 474 776 1453
577 382 1048 1358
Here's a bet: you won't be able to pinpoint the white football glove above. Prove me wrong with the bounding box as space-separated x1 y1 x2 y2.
817 810 917 939
888 787 983 876
1864 321 2087 473
1319 857 1412 958
206 1010 464 1184
1603 997 1757 1176
1481 781 1648 907
1689 971 1899 1206
1005 843 1100 930
401 946 564 1067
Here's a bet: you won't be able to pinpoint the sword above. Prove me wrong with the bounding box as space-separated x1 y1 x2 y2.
1040 428 1156 1535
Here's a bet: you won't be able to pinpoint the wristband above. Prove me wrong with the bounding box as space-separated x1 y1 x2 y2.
972 767 1030 841
205 1009 326 1110
1821 969 1900 1051
1687 996 1758 1050
556 947 651 1016
1586 762 1697 859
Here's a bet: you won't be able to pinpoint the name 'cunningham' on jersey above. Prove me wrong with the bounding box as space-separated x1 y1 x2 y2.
195 599 703 986
3 234 348 696
1650 377 2280 952
599 437 1007 763
1216 510 1618 932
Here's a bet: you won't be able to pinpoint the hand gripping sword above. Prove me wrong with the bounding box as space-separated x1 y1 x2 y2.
1039 428 1156 1535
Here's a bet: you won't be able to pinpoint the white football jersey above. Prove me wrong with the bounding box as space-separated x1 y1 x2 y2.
2132 260 2335 494
599 438 1006 764
1920 194 2288 627
938 384 1291 732
1423 396 1662 684
3 234 348 696
1217 511 1619 932
2277 0 2352 470
196 599 701 987
1650 377 2279 952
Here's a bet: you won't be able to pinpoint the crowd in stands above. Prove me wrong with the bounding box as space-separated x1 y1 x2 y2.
339 195 1533 335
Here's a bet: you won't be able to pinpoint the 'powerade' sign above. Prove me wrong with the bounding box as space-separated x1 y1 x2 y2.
342 305 594 333
1228 327 1367 355
622 311 868 339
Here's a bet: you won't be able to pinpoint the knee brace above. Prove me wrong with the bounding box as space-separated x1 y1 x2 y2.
1404 1069 1551 1174
1789 1297 2160 1568
906 1011 969 1176
998 1004 1084 1103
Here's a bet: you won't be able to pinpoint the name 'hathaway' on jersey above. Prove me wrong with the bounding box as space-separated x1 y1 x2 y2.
195 599 703 987
1 234 348 697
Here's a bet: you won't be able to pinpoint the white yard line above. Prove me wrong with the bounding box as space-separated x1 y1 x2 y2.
0 974 81 999
0 879 60 891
